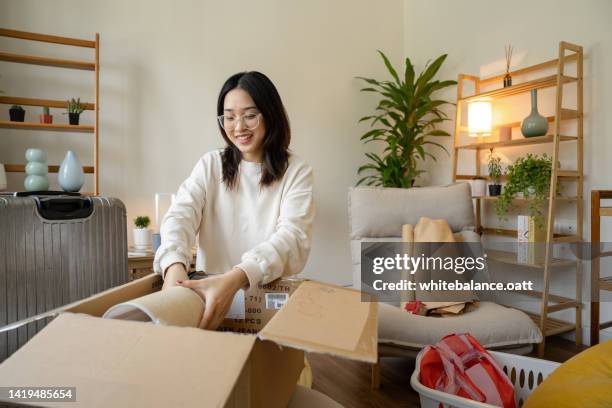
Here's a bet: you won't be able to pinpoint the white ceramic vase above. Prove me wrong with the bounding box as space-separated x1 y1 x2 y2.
58 150 84 192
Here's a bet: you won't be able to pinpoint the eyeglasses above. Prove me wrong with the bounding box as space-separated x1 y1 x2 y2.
217 112 261 131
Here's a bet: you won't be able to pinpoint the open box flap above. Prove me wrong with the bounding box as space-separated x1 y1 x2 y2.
258 281 378 363
0 313 257 407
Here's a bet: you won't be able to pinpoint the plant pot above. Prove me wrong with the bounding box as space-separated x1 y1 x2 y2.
39 114 53 124
489 184 502 196
68 112 80 125
133 228 152 250
9 108 25 122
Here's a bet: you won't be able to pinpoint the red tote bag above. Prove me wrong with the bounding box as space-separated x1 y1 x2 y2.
419 333 516 408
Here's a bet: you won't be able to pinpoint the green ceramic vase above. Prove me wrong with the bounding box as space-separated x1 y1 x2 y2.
521 89 548 137
24 148 49 191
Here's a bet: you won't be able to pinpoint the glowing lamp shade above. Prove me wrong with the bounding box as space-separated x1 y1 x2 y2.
468 100 492 137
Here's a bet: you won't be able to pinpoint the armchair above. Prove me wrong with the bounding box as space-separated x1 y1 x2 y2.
348 183 543 388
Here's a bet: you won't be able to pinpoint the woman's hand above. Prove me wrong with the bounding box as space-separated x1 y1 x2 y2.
176 268 248 330
162 263 189 291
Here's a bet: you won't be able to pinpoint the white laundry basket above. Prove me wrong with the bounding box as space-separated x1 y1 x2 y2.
410 350 560 408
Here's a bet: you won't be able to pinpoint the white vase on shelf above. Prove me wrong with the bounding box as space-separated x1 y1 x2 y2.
58 150 84 192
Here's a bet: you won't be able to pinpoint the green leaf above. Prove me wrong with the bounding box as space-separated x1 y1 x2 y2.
365 152 384 165
360 129 386 140
378 50 401 86
423 140 449 154
415 54 448 92
429 79 457 92
359 115 376 123
404 56 415 87
423 129 450 137
356 76 382 86
415 145 425 159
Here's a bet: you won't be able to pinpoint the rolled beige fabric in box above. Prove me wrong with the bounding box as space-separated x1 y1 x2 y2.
103 286 204 328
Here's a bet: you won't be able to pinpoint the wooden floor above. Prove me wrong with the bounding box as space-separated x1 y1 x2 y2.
308 336 587 408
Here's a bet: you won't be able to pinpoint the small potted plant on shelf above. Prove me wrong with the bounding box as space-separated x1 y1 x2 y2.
9 105 25 122
39 106 53 124
133 216 152 250
495 153 555 226
487 149 503 196
65 98 84 125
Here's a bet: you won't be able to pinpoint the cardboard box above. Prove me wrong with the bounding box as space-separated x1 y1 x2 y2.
219 277 303 334
0 274 377 408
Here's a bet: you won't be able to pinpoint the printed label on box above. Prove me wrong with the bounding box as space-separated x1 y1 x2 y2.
265 293 289 310
218 278 303 334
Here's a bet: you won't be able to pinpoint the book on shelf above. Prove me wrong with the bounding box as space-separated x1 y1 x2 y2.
517 215 546 264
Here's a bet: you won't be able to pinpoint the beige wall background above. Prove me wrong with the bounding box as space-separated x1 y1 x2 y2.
0 0 404 285
404 0 612 343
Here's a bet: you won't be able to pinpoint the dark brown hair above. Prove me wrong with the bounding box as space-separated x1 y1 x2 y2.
217 71 291 189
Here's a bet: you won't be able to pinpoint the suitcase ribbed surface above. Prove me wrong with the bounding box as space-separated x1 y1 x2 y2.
0 196 128 361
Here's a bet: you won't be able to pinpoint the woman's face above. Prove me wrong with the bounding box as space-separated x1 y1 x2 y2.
222 88 266 162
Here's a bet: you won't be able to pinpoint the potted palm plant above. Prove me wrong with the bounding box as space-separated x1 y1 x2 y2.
356 51 456 187
133 216 152 250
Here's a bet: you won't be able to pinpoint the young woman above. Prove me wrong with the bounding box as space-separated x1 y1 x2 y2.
153 71 314 331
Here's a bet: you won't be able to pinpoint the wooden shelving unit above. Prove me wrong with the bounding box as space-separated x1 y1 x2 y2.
590 190 612 345
0 28 100 195
485 249 575 269
473 195 578 202
0 120 94 133
451 41 584 356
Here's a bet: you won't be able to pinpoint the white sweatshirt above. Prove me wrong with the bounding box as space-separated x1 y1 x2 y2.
153 150 314 288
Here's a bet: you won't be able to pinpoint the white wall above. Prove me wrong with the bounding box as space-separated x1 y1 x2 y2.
404 0 612 343
0 0 405 285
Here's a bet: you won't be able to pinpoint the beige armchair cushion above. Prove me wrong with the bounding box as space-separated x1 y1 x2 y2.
378 301 543 350
348 183 475 239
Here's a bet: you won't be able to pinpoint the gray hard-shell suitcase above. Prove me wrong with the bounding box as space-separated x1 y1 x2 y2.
0 193 128 361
